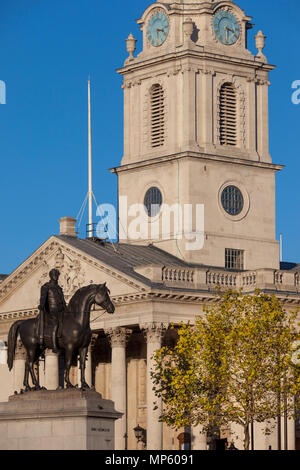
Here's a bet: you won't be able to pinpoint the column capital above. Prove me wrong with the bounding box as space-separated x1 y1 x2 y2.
89 333 98 350
105 327 131 348
140 322 168 344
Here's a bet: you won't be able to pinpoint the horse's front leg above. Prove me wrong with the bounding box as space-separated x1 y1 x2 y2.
64 347 75 389
79 347 90 390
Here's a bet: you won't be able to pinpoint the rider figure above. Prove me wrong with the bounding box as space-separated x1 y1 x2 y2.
38 269 66 353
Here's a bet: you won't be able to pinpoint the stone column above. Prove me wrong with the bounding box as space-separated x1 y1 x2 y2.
182 67 196 149
247 77 257 156
105 327 130 450
13 339 26 392
191 425 207 450
256 79 270 161
202 70 214 147
287 418 296 450
141 322 168 450
44 350 59 390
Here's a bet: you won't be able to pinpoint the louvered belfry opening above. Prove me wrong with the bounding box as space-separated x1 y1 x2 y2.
150 84 165 148
219 83 237 146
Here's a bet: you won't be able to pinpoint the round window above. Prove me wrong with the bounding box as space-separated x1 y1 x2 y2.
144 187 163 217
221 185 244 216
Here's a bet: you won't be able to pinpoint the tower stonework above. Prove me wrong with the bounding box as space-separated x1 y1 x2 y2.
0 0 299 454
112 0 282 271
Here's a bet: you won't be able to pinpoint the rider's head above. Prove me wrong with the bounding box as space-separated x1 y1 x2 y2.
49 269 60 282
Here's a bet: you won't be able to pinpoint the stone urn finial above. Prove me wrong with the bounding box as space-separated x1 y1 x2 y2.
125 33 137 62
255 30 267 61
183 17 194 43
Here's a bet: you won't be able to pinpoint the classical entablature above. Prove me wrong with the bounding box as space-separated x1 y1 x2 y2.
0 234 299 328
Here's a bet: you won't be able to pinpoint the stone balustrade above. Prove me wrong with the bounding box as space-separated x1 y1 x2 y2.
161 265 300 293
162 267 194 284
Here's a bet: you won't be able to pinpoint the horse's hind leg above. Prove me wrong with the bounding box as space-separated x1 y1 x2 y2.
24 348 40 391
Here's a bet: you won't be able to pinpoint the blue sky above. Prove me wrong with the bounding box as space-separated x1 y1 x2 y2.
0 0 299 274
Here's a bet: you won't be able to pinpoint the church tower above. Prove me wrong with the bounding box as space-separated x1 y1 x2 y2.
111 0 282 271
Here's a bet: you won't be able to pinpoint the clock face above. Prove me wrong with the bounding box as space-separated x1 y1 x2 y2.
147 10 170 47
213 10 240 45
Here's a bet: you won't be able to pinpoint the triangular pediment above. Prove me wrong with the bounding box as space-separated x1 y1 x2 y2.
0 236 150 314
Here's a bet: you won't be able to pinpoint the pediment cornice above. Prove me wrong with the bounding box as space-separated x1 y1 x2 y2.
0 236 149 306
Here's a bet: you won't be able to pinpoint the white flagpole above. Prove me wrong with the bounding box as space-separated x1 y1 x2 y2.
88 78 93 237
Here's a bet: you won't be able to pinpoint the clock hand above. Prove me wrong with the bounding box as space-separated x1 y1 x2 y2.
225 26 234 34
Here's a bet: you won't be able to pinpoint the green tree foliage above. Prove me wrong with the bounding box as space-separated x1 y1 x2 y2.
151 290 300 450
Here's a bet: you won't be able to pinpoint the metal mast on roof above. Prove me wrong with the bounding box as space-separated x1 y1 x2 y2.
77 78 96 237
88 78 93 236
76 79 118 249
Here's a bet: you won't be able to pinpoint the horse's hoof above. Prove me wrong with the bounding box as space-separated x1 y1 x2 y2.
81 383 90 391
66 384 75 390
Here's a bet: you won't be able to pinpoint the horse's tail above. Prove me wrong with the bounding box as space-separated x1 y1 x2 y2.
7 320 23 371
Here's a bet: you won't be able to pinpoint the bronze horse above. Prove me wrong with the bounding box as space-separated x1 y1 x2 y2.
7 283 115 391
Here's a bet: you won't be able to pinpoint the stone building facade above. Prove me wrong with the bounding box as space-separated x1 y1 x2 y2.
0 0 299 450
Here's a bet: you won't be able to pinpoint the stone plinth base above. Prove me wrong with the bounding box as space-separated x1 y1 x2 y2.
0 389 122 450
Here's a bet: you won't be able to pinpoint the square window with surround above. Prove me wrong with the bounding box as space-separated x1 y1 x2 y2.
225 248 244 270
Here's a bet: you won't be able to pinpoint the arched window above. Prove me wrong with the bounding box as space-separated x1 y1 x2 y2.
150 84 165 148
219 83 237 146
177 432 191 450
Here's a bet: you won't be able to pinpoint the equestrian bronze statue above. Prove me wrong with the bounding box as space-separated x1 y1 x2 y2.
7 270 115 391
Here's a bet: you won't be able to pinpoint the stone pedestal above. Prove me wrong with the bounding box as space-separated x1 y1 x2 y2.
44 351 59 390
0 389 122 450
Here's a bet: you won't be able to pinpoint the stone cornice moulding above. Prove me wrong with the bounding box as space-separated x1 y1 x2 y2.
110 151 284 175
0 308 39 322
1 288 300 324
117 49 275 77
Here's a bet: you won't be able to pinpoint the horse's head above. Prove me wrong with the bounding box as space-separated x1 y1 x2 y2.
94 282 115 314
